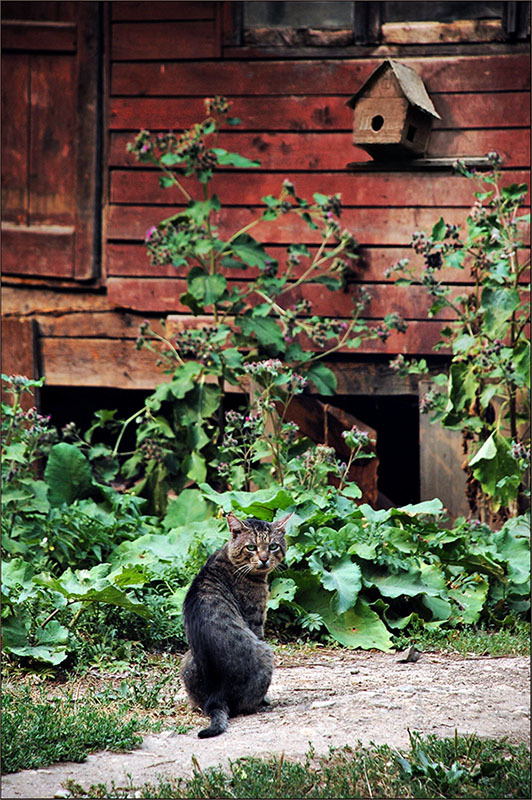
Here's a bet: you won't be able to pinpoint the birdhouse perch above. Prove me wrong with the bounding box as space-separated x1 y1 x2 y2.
347 59 441 160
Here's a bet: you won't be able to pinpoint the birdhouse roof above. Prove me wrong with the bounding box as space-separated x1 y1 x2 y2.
347 59 441 119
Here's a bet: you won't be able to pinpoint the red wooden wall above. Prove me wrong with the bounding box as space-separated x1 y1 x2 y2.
104 1 530 371
1 1 530 391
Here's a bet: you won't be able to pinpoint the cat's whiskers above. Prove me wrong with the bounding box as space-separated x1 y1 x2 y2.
234 562 254 581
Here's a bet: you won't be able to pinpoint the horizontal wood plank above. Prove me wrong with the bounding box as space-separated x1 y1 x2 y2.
40 336 167 389
106 275 465 320
106 242 530 285
38 320 450 390
111 54 531 95
1 225 75 277
108 129 530 170
34 309 444 355
1 21 77 52
111 2 215 21
1 285 109 315
111 21 217 60
107 205 530 247
1 317 38 410
108 168 531 207
108 93 530 132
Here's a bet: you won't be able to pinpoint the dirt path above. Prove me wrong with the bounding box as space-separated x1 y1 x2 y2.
2 651 529 799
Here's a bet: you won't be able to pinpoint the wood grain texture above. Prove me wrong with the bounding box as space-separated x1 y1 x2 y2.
108 204 528 246
111 21 217 60
111 2 215 21
108 168 531 207
1 317 38 410
108 92 530 131
1 226 75 278
29 54 76 226
106 275 463 320
34 311 446 358
111 54 531 95
1 53 29 225
108 129 530 170
1 21 77 51
106 242 530 285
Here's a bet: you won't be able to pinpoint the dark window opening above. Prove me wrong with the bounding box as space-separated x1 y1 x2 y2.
243 1 355 29
406 124 417 141
237 0 528 48
381 1 506 23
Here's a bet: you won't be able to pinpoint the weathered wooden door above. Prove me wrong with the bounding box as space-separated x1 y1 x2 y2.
1 1 101 280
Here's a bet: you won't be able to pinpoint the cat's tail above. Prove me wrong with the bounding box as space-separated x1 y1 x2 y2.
198 703 229 738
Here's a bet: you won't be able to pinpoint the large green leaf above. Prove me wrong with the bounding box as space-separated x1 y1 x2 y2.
187 268 227 306
267 577 297 610
469 433 519 508
1 558 35 598
421 595 452 622
481 286 520 334
183 451 207 483
163 489 212 528
448 575 489 624
442 362 477 426
44 443 93 506
212 148 260 168
494 522 531 590
199 484 295 519
229 234 271 269
147 362 203 410
309 555 362 614
35 565 152 619
305 363 337 395
240 315 284 354
176 383 221 424
292 572 393 651
362 565 443 599
322 598 394 652
3 619 69 665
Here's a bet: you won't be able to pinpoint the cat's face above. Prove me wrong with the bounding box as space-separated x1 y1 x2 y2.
226 513 292 576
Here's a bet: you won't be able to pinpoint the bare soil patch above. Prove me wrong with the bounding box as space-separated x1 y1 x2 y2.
1 650 529 799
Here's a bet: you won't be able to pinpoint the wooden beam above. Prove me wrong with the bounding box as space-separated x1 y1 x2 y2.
1 316 39 410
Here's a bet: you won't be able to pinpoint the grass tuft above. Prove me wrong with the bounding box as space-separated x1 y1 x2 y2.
64 733 530 799
1 686 143 774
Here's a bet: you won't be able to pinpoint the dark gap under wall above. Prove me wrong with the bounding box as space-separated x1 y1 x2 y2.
330 394 420 507
40 387 420 508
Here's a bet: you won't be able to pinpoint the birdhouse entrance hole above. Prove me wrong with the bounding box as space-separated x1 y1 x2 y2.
371 114 384 131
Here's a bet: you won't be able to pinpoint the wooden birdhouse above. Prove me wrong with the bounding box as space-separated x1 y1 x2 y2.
347 59 441 160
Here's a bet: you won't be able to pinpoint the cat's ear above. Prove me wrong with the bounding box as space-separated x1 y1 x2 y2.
227 512 244 537
273 512 294 531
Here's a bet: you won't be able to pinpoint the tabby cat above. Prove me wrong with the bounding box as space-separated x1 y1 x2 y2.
180 511 292 738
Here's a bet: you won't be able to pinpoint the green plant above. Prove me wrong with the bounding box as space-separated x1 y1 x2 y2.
197 484 530 649
392 617 530 656
389 155 530 522
120 97 403 512
1 557 152 666
1 686 143 774
63 734 531 799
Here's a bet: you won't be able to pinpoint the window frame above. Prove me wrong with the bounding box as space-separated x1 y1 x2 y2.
224 1 529 52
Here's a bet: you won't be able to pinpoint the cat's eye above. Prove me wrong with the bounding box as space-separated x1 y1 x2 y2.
245 543 257 551
268 543 279 551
